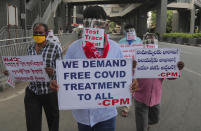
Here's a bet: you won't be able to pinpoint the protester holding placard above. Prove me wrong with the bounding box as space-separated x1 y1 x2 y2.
119 24 142 46
24 23 62 131
118 25 143 117
3 55 50 83
4 23 62 131
133 44 184 131
63 6 124 131
119 24 144 59
143 33 158 48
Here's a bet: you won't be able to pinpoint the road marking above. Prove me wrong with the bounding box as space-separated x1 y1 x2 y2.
184 68 201 77
0 89 25 102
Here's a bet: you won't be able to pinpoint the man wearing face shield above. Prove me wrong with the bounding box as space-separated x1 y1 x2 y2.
118 25 143 117
63 6 122 131
119 25 143 47
24 23 62 131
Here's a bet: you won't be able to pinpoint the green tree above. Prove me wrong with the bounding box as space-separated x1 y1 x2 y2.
166 10 173 33
151 10 173 33
151 11 156 29
109 22 116 33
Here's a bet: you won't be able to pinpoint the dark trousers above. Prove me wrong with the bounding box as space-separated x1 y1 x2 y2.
135 100 160 131
78 117 116 131
24 88 59 131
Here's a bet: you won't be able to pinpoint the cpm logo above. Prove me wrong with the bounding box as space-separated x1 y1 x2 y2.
158 72 178 77
99 98 130 106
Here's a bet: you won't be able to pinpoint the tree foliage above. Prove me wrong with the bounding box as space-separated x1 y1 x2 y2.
151 10 173 33
151 11 156 29
166 10 173 33
109 22 116 33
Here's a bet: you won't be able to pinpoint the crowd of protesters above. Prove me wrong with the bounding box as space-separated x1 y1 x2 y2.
3 5 184 131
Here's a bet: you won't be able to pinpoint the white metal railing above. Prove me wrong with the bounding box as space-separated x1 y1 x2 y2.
55 32 77 47
0 37 33 46
0 26 7 35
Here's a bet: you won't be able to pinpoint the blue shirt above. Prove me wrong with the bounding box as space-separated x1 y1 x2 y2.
65 39 123 127
119 37 142 45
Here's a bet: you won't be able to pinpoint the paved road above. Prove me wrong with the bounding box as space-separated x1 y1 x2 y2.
0 40 201 131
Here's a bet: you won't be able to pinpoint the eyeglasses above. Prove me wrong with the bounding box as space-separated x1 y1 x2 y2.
83 18 106 28
33 31 46 36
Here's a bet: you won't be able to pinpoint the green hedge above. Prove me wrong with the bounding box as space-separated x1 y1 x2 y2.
163 33 201 38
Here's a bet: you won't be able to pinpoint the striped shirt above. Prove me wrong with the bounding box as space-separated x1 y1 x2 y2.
27 41 62 95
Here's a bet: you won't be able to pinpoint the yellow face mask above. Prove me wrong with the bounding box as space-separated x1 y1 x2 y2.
33 36 46 44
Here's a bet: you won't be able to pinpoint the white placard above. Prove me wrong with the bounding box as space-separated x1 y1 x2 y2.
120 43 144 58
82 28 104 48
144 39 158 48
57 59 133 110
3 56 50 82
145 44 158 48
126 32 136 40
134 48 180 78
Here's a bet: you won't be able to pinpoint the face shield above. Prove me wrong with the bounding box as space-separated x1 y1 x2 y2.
143 34 158 48
82 18 107 48
83 18 107 29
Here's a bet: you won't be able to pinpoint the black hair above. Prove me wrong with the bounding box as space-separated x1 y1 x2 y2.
124 24 135 30
83 6 107 20
33 23 49 33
